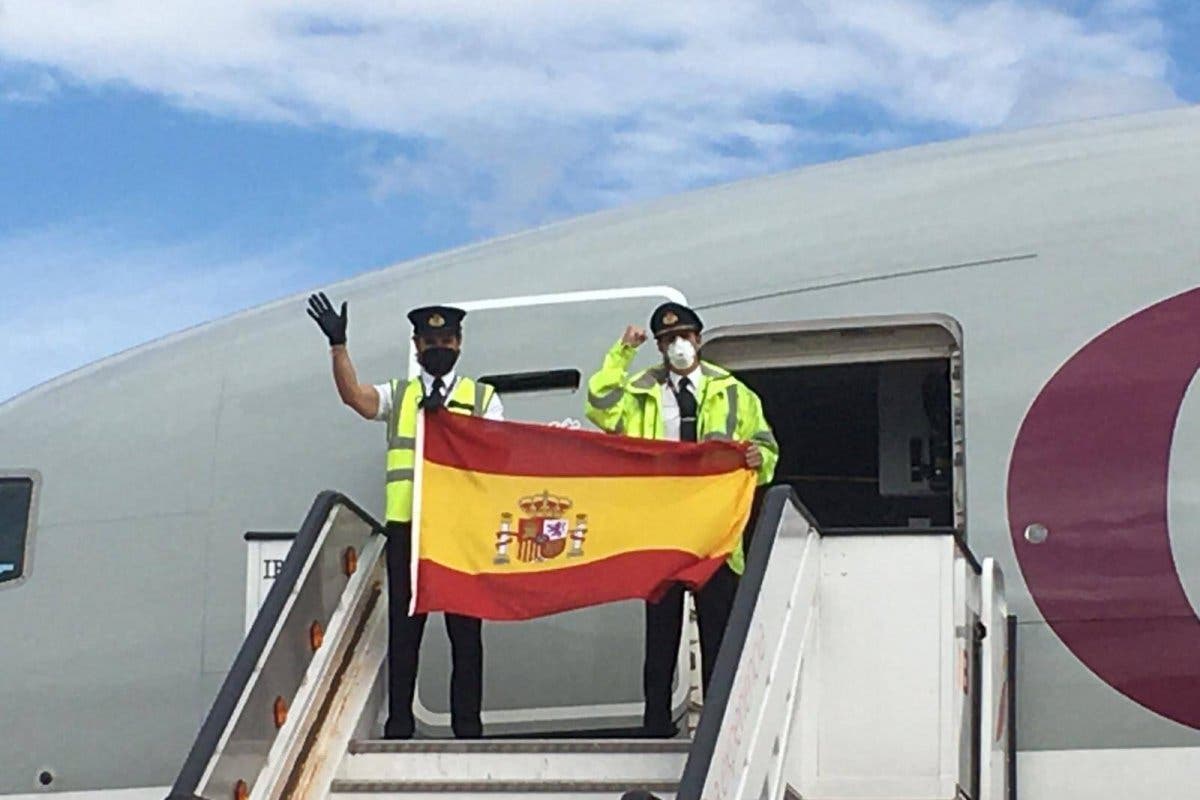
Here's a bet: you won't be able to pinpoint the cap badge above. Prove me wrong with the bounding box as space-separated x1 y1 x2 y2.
663 311 679 325
429 313 445 328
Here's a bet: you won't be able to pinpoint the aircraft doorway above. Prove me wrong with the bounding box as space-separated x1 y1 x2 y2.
702 315 965 533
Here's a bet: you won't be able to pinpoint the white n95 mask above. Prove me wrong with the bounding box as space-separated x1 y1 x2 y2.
667 337 697 370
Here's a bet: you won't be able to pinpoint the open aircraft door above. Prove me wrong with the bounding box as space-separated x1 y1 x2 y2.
700 314 966 533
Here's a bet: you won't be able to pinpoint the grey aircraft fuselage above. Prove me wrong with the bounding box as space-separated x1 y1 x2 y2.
2 106 1200 798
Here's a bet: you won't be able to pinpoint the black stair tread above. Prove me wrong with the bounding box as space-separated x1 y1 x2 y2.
349 739 692 755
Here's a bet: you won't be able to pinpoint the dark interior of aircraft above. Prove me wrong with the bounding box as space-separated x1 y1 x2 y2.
738 358 954 530
0 477 33 584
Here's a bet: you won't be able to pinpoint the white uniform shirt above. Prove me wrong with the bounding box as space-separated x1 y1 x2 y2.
660 366 705 442
373 370 504 422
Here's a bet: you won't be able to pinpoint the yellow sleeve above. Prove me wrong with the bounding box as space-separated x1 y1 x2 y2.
740 386 779 485
585 339 637 433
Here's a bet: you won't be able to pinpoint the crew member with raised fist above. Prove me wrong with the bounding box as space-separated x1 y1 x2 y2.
584 301 778 737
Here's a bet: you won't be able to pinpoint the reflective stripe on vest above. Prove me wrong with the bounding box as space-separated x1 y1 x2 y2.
385 376 492 523
701 385 740 441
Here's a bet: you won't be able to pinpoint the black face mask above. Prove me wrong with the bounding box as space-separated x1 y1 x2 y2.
419 346 459 377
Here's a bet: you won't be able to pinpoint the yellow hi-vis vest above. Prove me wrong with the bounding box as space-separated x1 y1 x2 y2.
385 376 495 524
584 341 780 575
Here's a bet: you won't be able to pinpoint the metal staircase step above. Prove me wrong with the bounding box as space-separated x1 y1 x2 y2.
347 739 692 754
329 778 677 799
337 738 689 785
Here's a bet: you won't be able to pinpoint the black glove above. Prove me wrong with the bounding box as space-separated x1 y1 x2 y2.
307 292 348 346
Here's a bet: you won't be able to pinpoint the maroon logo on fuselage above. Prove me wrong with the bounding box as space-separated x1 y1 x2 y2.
1008 286 1200 729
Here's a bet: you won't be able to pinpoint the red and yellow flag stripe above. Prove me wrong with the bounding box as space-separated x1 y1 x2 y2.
413 412 755 620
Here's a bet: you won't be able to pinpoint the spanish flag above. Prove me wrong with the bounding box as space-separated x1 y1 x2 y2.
411 411 756 620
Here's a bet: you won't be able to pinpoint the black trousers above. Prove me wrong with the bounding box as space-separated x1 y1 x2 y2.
642 485 766 733
383 522 483 739
642 564 739 733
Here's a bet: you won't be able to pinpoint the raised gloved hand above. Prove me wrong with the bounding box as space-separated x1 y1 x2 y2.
307 292 348 346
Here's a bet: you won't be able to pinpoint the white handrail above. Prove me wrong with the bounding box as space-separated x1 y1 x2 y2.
980 557 1010 800
251 530 387 799
702 502 821 800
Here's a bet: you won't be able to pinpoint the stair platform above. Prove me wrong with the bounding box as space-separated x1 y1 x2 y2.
331 739 687 798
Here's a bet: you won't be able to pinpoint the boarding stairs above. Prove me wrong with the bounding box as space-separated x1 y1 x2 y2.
168 487 1015 800
329 740 688 799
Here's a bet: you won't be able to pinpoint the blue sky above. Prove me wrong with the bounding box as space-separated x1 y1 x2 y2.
0 0 1196 402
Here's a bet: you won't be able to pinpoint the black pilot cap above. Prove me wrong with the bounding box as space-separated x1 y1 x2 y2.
407 305 466 336
650 302 703 339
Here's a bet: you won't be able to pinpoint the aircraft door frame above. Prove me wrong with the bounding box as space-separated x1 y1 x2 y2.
405 285 685 376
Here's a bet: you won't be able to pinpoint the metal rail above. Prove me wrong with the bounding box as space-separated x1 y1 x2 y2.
167 492 383 800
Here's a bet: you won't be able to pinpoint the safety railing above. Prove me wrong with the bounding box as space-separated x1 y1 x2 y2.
167 492 385 800
676 486 822 800
980 558 1013 800
670 486 1013 800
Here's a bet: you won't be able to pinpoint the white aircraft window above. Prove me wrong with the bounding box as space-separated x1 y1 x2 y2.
0 475 35 586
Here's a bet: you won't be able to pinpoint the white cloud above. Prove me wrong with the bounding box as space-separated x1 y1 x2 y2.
0 1 1184 231
0 226 320 402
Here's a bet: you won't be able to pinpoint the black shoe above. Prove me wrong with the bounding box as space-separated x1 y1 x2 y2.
383 718 414 740
639 721 679 738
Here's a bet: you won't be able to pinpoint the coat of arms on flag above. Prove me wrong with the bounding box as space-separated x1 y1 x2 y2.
495 491 587 564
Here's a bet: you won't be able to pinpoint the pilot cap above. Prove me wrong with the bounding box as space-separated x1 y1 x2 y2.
407 305 466 336
650 302 703 339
